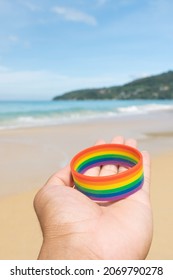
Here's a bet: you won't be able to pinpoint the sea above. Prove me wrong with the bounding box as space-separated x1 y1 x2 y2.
0 99 173 130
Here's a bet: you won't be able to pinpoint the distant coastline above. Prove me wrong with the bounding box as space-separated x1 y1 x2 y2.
53 70 173 100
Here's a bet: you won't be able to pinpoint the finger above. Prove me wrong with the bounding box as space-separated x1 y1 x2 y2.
99 136 124 176
141 151 151 194
84 139 106 176
45 165 74 187
118 138 137 173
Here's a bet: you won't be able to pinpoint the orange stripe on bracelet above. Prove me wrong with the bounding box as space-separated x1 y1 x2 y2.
70 143 144 202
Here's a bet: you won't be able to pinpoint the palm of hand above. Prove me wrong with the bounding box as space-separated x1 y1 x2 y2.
35 137 152 259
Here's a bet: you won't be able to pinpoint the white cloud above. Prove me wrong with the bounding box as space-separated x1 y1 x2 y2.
0 65 9 72
97 0 136 6
19 0 41 11
1 35 31 49
96 0 109 6
0 70 65 100
129 72 150 81
0 69 125 100
8 35 19 43
52 6 97 26
120 0 136 5
0 0 11 14
0 35 20 52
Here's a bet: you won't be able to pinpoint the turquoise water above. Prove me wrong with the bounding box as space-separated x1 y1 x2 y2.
0 100 173 130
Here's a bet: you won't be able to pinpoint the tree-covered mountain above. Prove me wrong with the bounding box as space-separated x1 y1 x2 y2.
53 70 173 100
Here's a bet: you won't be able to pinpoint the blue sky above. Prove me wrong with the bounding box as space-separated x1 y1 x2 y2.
0 0 173 100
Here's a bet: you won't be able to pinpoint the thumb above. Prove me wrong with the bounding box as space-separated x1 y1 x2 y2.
33 165 74 232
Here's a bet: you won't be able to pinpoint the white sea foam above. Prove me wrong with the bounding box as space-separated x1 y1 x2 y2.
143 103 173 112
118 105 142 114
118 103 173 115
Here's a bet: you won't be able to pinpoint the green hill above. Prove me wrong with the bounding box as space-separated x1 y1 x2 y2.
53 70 173 100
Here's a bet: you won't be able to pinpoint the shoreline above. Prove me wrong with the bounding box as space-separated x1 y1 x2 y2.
0 104 173 132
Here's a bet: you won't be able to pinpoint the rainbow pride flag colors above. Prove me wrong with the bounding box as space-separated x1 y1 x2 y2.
70 144 144 202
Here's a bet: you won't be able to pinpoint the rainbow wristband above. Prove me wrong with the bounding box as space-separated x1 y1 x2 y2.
70 144 144 202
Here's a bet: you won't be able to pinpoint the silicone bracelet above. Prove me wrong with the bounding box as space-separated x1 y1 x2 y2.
70 144 144 202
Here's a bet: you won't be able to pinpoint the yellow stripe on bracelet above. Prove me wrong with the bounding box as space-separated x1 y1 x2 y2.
70 143 144 202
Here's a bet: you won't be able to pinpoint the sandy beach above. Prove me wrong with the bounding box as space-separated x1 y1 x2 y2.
0 111 173 259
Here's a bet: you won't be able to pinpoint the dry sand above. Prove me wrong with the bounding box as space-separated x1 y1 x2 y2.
0 113 173 259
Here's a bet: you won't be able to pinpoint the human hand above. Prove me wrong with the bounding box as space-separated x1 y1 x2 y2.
34 136 152 259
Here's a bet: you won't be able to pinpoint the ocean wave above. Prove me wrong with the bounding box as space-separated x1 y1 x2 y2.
118 103 173 115
143 103 173 112
0 100 173 130
118 105 142 114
